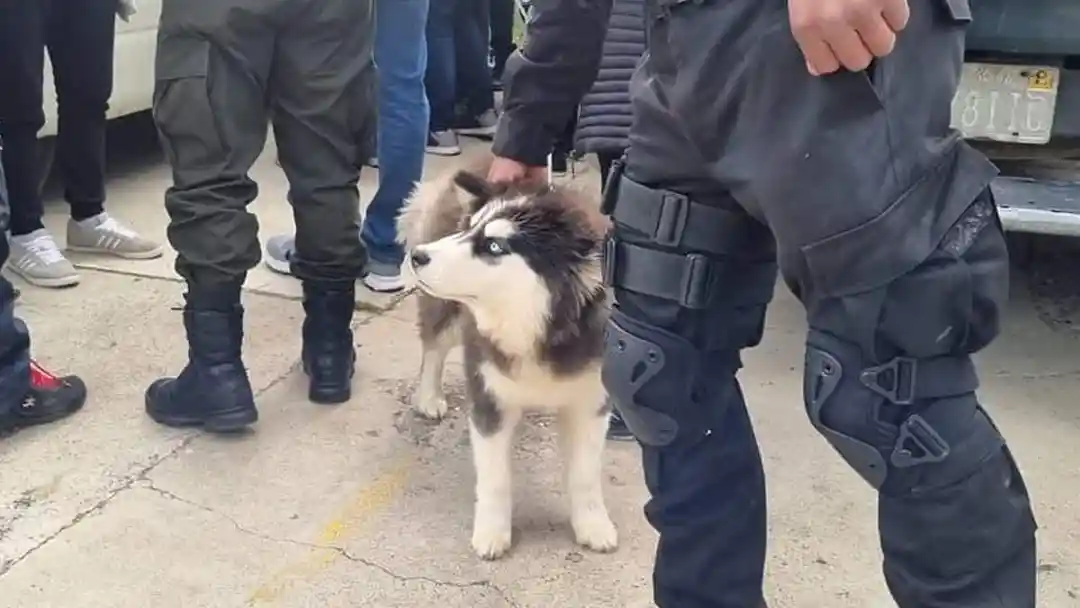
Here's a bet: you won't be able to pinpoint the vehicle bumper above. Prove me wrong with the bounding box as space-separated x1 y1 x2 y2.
992 176 1080 237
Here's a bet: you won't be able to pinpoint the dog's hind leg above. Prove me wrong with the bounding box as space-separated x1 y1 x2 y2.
415 294 458 420
469 395 522 560
558 403 618 553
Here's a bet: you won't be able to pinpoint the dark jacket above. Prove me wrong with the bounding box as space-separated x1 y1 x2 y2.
492 0 614 166
573 0 646 155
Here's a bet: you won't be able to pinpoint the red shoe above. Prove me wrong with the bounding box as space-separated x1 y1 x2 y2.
0 360 87 434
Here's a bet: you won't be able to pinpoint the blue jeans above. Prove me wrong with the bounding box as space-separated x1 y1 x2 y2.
360 0 430 275
425 0 493 132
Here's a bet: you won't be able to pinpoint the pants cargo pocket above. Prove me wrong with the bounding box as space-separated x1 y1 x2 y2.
152 36 227 173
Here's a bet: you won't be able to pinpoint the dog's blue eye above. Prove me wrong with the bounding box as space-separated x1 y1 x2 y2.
486 239 504 255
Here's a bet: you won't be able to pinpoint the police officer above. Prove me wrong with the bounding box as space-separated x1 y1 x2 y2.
145 0 376 431
491 0 1037 606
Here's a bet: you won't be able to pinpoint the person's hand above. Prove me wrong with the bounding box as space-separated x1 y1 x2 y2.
487 156 548 186
788 0 910 76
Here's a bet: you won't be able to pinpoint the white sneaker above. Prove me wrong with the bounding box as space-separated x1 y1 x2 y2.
427 131 462 156
8 229 80 288
362 272 405 293
66 213 163 259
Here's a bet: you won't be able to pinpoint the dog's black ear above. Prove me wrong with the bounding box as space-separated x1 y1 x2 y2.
452 171 496 213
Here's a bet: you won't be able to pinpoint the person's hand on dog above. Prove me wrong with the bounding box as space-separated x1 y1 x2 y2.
789 0 909 76
488 156 548 186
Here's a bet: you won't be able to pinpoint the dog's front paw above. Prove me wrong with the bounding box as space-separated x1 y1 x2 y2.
415 394 449 420
573 512 618 553
471 521 513 560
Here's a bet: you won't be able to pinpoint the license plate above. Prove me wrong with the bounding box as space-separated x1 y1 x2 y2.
951 63 1060 145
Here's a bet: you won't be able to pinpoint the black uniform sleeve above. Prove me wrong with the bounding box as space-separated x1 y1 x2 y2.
492 0 614 167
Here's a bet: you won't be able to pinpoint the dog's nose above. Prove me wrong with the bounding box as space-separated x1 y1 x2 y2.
410 249 431 268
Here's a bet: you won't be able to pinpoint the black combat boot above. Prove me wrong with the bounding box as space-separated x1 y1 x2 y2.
145 284 257 433
301 281 356 404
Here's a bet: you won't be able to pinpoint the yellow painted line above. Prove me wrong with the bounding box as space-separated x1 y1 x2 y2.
247 460 412 605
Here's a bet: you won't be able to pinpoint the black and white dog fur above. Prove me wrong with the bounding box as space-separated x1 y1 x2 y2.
396 155 618 560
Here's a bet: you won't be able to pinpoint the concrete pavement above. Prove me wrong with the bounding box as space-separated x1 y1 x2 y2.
1 122 1079 607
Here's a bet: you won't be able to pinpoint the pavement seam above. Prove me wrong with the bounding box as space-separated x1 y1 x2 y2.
0 431 200 578
69 263 414 312
138 480 520 607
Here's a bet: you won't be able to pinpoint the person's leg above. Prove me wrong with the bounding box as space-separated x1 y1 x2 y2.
48 0 162 260
360 0 429 292
488 0 515 86
603 159 776 606
263 0 427 290
0 0 79 288
640 0 1036 604
453 0 497 138
0 142 86 436
424 0 461 155
271 0 374 404
144 0 275 432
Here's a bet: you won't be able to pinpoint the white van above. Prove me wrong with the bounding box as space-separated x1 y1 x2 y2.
39 0 162 138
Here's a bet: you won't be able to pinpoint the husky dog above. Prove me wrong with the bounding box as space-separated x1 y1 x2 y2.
396 156 618 560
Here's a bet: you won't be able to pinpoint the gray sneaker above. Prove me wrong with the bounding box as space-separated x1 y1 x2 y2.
456 109 499 138
264 234 295 275
66 213 163 259
263 233 404 292
8 229 80 288
426 130 461 156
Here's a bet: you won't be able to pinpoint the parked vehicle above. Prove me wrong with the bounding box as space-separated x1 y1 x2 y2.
956 0 1080 236
37 1 161 182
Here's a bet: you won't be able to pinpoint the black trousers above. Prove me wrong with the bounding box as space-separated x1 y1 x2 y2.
0 143 33 419
489 0 516 78
0 0 115 235
603 0 1037 606
153 0 376 286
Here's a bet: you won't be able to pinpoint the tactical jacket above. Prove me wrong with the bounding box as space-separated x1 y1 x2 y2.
493 0 615 166
573 0 646 156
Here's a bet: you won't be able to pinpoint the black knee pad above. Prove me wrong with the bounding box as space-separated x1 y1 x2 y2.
602 309 738 447
803 194 1009 494
804 330 1004 493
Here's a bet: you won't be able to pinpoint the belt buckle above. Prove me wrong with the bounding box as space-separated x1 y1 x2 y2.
860 356 917 405
599 158 625 216
654 192 689 248
891 414 951 468
678 253 711 309
602 236 618 285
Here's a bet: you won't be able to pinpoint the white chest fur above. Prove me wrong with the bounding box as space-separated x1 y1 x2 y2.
478 359 606 414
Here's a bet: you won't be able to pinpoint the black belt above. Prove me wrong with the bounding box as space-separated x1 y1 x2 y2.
602 238 776 309
603 173 752 256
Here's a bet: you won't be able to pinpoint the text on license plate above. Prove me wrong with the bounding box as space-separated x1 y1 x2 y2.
950 63 1060 145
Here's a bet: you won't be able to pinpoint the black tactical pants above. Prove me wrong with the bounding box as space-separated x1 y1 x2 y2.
153 0 375 286
602 0 1038 606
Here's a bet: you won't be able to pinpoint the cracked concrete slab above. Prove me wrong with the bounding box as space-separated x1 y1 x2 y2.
0 486 313 608
0 272 305 577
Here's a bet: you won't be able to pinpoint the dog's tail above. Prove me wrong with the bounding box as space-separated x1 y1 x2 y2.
396 151 494 249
